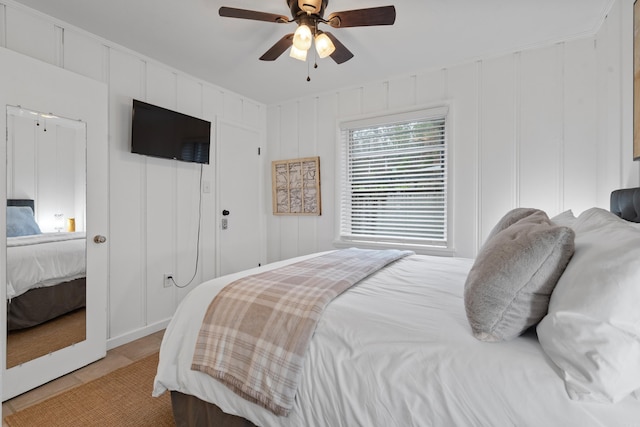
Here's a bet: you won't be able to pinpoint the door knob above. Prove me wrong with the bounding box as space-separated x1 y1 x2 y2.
222 210 230 216
93 235 107 244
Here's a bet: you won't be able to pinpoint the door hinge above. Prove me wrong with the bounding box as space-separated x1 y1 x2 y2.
258 147 261 155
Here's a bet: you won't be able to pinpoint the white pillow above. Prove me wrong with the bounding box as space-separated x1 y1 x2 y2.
550 209 576 228
537 208 640 403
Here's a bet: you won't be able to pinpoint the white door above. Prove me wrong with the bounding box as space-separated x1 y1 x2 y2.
1 48 108 400
217 120 262 276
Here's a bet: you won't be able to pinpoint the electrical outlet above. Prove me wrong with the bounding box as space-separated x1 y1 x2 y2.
163 274 173 288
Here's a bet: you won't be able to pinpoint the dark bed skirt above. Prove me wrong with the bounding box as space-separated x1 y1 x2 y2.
171 391 258 427
7 278 86 331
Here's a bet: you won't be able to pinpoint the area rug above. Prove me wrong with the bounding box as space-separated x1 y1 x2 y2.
4 352 174 426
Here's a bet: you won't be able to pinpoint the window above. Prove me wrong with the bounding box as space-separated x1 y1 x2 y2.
338 107 448 248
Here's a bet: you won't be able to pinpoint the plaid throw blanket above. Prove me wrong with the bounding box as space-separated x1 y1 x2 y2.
191 248 412 416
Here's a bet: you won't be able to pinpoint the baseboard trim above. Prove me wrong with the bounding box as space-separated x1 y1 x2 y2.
106 318 171 350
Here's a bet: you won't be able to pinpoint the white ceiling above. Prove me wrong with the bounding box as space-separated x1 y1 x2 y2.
12 0 612 105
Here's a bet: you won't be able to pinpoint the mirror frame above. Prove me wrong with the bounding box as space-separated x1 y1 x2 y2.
0 47 108 400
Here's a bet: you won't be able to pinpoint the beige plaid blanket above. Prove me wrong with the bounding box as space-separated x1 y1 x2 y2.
191 248 412 416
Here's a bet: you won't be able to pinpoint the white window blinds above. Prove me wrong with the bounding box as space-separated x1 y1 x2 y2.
339 107 448 247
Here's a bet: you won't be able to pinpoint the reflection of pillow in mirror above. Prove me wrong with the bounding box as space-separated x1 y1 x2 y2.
7 206 42 237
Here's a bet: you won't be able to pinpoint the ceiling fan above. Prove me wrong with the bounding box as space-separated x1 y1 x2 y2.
219 0 396 64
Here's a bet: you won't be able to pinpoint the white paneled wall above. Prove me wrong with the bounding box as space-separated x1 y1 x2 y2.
0 0 638 347
0 1 267 346
266 0 639 261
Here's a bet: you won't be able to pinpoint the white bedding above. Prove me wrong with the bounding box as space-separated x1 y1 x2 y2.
6 232 86 299
153 252 640 426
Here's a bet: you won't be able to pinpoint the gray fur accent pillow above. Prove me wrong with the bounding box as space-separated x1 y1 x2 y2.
464 210 575 342
484 207 540 244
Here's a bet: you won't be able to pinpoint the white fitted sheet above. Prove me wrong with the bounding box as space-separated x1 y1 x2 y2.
7 232 86 299
153 253 640 426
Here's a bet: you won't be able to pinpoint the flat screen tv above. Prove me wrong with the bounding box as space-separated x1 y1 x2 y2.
131 99 211 164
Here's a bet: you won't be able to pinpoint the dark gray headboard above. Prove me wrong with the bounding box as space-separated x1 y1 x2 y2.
610 188 640 223
7 199 35 213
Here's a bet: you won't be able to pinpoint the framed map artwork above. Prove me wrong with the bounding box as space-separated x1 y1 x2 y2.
272 156 321 215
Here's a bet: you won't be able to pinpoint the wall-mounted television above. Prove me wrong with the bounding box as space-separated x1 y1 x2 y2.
131 99 211 164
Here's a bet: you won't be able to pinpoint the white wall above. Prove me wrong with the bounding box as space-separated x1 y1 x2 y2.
0 1 268 346
1 0 638 347
265 0 640 261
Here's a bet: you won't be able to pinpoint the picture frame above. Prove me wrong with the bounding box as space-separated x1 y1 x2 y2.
272 156 321 216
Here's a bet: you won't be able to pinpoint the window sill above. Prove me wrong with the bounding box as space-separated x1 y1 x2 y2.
333 239 455 257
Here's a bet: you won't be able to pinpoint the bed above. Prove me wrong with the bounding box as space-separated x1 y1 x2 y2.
153 188 640 426
6 199 86 331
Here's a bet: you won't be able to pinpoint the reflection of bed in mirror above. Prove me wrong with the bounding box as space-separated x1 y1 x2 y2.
6 199 86 365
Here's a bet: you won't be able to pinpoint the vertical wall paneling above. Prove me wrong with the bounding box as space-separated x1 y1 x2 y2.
222 93 243 123
265 105 281 263
514 52 522 209
479 55 517 245
241 101 263 129
447 62 480 257
200 85 223 281
362 82 387 113
297 97 319 256
108 49 146 338
563 38 598 215
176 76 206 302
388 75 417 110
144 64 178 325
338 87 362 117
316 94 338 250
1 2 268 348
416 69 447 105
145 154 176 324
266 4 633 261
5 6 54 64
277 102 302 260
146 65 177 110
518 45 563 213
53 25 63 67
62 28 105 82
1 0 634 345
596 1 624 205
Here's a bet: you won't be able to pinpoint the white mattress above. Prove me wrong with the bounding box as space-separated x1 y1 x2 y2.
6 232 86 299
153 252 640 426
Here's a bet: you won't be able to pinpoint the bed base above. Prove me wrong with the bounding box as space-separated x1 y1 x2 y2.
171 391 257 427
7 278 86 331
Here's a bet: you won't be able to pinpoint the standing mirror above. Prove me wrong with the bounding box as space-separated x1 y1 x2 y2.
6 106 87 369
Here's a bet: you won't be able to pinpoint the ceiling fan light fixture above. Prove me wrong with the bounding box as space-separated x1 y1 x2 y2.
289 45 308 61
297 0 323 14
293 24 312 50
315 32 335 58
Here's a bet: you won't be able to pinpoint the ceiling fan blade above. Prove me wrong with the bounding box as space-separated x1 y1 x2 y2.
219 7 289 23
259 33 295 61
324 32 354 64
327 5 396 28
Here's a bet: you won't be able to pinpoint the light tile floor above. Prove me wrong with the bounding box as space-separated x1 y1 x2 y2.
2 330 165 426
